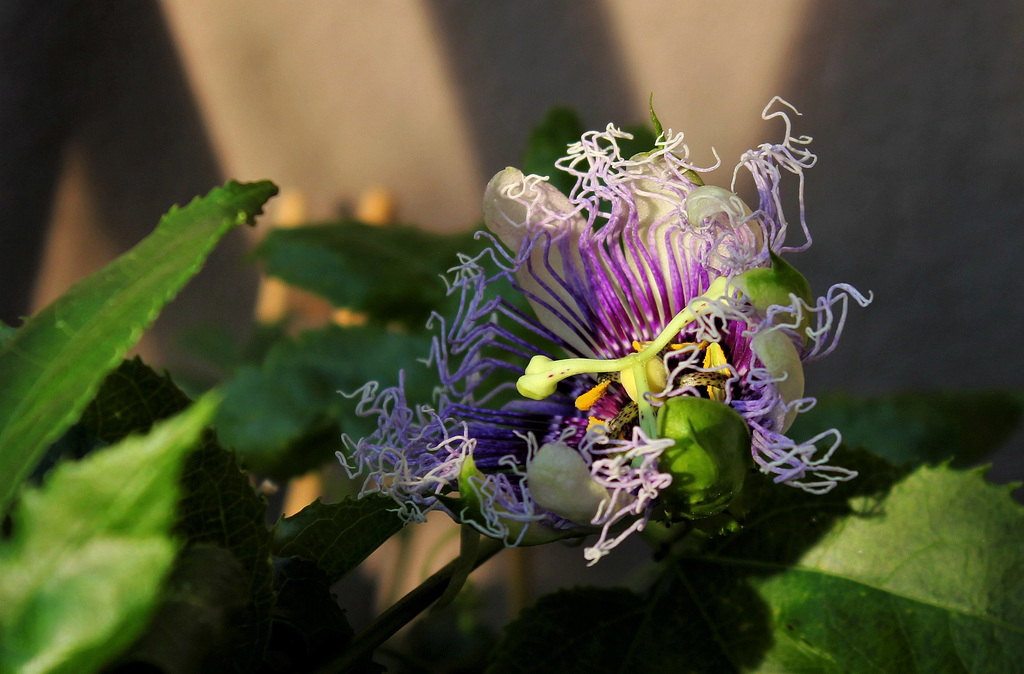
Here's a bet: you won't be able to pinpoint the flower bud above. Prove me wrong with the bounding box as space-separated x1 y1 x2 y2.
656 397 751 520
527 441 610 525
734 251 813 340
749 329 804 432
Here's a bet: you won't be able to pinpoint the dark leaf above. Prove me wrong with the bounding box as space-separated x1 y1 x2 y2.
79 358 275 673
486 588 644 674
617 123 658 158
111 544 249 674
272 496 405 585
487 568 772 674
216 324 436 478
254 221 482 328
257 557 382 674
0 320 14 348
521 107 584 196
788 390 1023 467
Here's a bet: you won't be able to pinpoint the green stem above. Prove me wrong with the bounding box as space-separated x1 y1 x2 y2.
630 360 657 438
318 536 505 674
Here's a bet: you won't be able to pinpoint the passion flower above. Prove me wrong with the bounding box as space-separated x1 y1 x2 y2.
342 99 870 563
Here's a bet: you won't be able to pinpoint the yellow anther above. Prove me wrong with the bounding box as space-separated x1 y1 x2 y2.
702 342 730 402
586 417 607 432
634 340 705 353
703 342 727 369
575 379 611 411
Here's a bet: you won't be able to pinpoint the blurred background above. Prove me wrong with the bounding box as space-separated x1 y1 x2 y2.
3 0 1023 646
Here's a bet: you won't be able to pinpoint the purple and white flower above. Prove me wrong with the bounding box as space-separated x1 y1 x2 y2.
341 99 870 564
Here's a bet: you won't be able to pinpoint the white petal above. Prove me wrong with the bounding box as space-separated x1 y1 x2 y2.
685 185 765 275
527 441 609 525
483 169 594 356
750 329 805 432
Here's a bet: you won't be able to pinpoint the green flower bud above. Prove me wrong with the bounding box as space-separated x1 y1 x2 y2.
749 329 805 432
734 251 814 341
656 397 751 520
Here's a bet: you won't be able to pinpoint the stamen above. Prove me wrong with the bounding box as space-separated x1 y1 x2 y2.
703 342 730 402
575 379 611 411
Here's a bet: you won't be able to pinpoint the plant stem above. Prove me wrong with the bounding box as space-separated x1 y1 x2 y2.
319 536 505 674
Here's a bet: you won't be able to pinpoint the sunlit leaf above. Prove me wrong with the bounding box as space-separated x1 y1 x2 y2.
747 465 1024 672
0 394 219 674
0 180 278 513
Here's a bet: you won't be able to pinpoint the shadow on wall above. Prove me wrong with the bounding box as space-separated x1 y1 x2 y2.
776 1 1024 483
423 0 642 179
777 0 1024 394
0 0 255 373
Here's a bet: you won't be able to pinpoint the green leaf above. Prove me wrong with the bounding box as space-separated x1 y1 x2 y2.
0 180 278 513
175 436 275 672
272 495 406 585
745 465 1024 673
649 92 664 139
78 358 275 673
0 320 14 349
522 107 585 196
260 557 374 674
0 393 219 674
487 588 644 673
788 390 1023 467
254 221 481 328
617 123 658 158
114 544 249 673
487 568 773 673
217 324 436 477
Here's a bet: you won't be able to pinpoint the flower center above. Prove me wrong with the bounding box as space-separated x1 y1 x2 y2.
516 276 734 438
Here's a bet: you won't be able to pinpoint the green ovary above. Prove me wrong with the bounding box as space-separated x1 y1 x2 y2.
656 396 751 520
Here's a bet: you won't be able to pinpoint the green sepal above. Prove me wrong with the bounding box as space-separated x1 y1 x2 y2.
649 93 664 139
656 397 751 520
735 250 813 341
